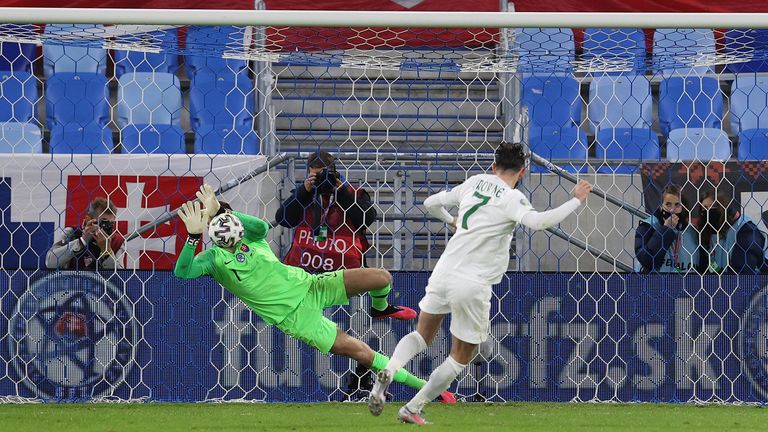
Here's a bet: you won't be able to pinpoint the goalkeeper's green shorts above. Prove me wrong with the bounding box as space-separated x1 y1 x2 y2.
276 269 349 353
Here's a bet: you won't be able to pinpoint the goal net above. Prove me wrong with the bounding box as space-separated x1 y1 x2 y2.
1 8 768 404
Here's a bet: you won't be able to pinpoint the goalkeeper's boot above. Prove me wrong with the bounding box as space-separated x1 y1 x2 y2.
368 369 392 416
438 390 457 404
398 405 431 425
371 304 417 321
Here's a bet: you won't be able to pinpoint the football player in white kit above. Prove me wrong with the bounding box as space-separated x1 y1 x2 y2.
368 142 593 424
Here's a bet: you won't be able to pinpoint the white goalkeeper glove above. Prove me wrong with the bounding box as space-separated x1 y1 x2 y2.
196 183 220 222
178 201 207 235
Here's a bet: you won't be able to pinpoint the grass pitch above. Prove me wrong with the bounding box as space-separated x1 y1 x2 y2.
2 402 765 432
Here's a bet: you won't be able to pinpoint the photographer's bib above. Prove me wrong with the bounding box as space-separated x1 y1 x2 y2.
284 225 366 272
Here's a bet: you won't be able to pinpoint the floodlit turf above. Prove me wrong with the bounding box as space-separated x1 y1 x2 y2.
1 402 765 432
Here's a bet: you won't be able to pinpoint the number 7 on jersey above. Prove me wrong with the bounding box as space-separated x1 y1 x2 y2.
461 191 491 229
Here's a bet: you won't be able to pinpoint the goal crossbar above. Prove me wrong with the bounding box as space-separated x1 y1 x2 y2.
1 8 768 29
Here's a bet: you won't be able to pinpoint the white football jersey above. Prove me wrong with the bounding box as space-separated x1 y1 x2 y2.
430 174 533 285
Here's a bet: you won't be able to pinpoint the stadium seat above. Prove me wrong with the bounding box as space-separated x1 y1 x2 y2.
723 29 768 73
0 72 36 123
658 76 723 135
0 25 37 73
521 75 580 133
185 26 248 79
118 72 182 127
588 75 652 133
666 128 730 162
0 122 42 153
737 129 768 160
730 75 768 134
514 27 575 74
113 29 180 77
190 70 255 128
653 29 715 77
43 24 107 77
45 72 109 127
582 28 646 73
194 124 259 154
528 126 588 173
595 128 660 173
121 124 186 154
49 123 114 154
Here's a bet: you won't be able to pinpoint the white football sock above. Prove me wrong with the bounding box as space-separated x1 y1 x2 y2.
406 355 466 413
384 331 427 376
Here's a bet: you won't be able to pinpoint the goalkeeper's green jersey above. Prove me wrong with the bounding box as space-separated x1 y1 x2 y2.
174 211 312 325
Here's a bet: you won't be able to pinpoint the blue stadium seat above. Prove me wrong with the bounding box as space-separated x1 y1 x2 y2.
0 25 36 73
582 28 646 73
730 75 768 134
121 124 185 154
522 75 580 134
528 127 588 173
514 28 575 74
118 72 182 127
45 73 109 127
723 29 768 73
0 72 36 122
653 29 715 77
0 122 42 153
595 128 660 173
49 123 114 154
43 24 107 77
114 29 179 77
738 129 768 159
194 125 259 154
190 70 254 128
658 76 723 135
185 26 248 79
666 128 730 162
588 75 652 133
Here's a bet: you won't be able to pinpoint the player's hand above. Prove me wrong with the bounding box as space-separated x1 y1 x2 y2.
304 173 317 193
196 184 220 221
573 180 593 203
448 217 458 233
178 201 207 235
664 213 680 229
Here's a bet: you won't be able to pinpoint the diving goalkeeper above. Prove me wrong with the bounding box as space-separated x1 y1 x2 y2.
174 185 452 399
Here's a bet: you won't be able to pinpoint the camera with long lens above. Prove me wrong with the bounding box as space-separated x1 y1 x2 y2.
97 219 115 235
314 168 339 194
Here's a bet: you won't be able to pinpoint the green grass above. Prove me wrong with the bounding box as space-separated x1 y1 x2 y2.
1 402 765 432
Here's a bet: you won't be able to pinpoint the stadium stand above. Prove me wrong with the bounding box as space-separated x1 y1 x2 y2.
43 24 107 77
658 76 723 135
45 72 110 127
184 26 249 79
113 29 180 77
0 121 42 153
0 25 36 73
666 128 731 162
0 71 36 123
652 28 715 77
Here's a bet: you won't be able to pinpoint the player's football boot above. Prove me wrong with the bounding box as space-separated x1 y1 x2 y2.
438 390 457 403
368 369 392 416
371 304 417 321
398 406 431 425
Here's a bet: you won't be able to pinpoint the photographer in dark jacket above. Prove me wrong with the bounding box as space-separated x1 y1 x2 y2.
635 184 699 273
277 151 380 273
697 190 768 274
276 151 416 400
46 196 124 270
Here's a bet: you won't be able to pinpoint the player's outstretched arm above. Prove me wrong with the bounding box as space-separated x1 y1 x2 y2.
518 180 592 231
232 211 270 241
174 201 214 279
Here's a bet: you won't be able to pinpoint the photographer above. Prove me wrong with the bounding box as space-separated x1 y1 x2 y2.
635 184 699 273
276 151 377 272
46 197 124 270
697 190 768 274
277 151 410 401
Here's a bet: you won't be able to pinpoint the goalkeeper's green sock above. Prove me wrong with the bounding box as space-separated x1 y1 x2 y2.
369 284 391 311
371 351 425 390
